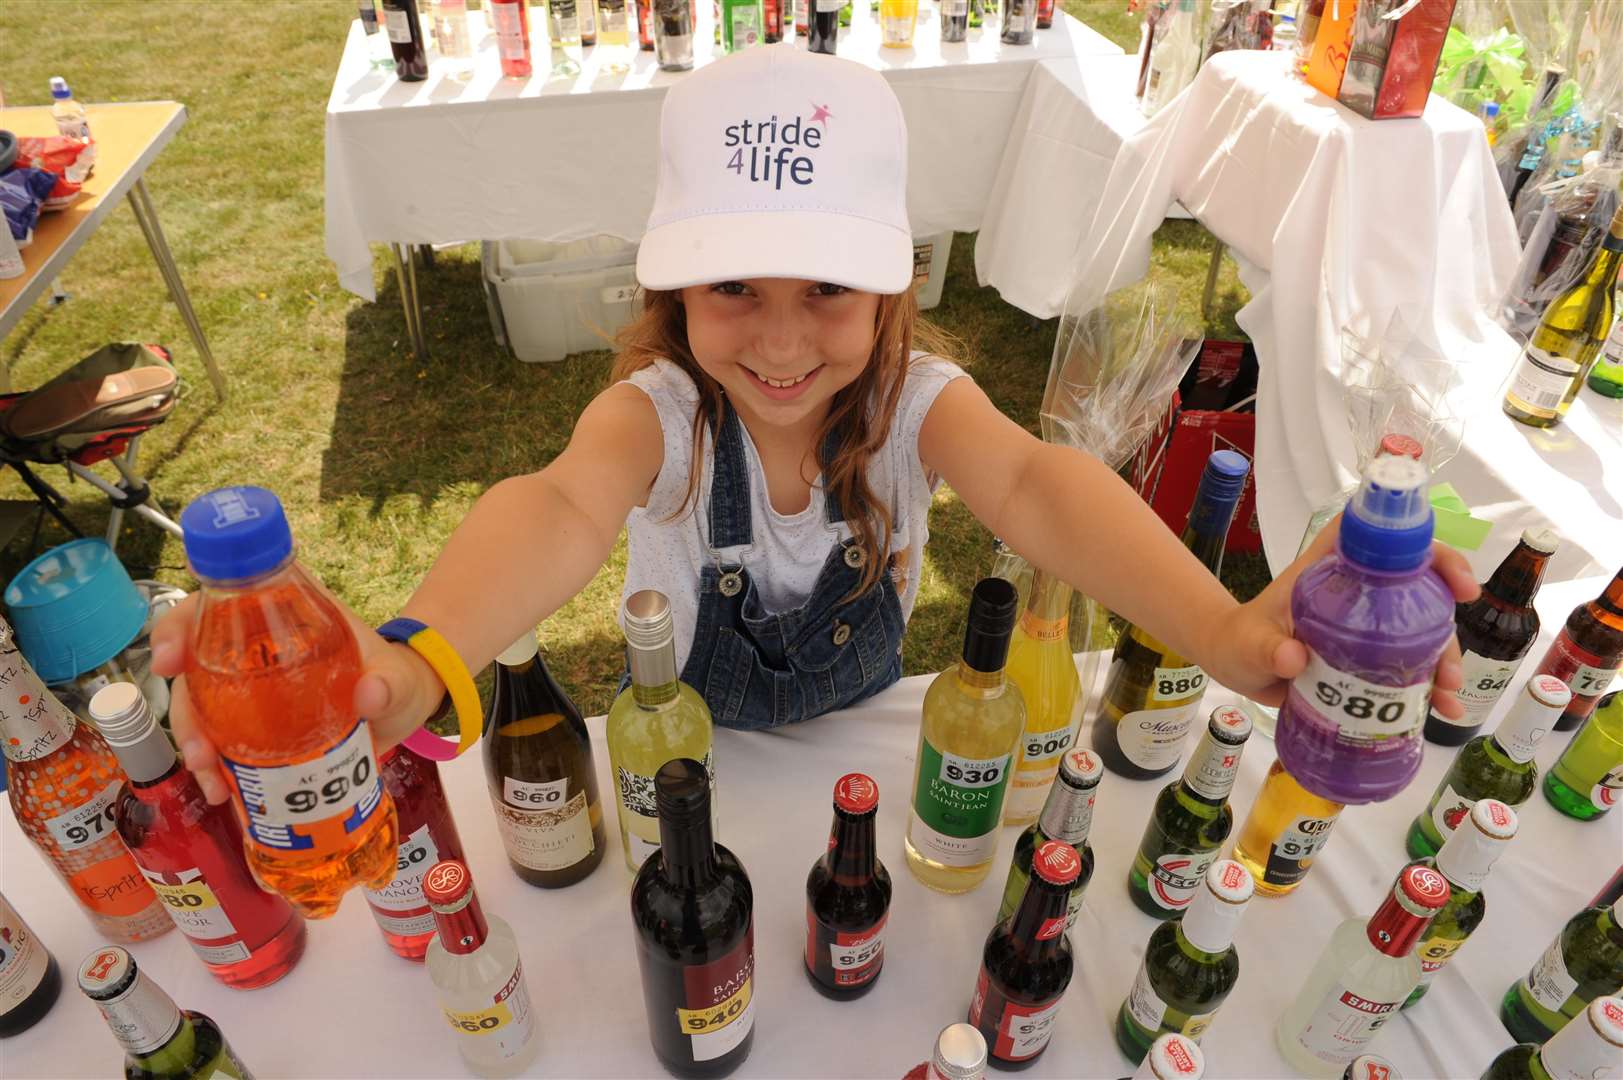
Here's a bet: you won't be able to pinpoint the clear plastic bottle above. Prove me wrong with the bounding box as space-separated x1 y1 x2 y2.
49 77 90 139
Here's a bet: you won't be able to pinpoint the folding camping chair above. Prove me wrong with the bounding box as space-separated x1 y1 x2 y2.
0 342 183 554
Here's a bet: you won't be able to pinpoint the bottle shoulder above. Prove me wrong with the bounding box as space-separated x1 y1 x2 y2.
633 850 754 954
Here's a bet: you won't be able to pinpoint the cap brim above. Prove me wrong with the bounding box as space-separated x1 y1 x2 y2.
636 210 914 294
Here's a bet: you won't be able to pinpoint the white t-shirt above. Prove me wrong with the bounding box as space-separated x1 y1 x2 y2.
621 355 967 673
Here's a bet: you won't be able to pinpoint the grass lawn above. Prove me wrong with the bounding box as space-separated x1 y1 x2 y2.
0 1 1261 717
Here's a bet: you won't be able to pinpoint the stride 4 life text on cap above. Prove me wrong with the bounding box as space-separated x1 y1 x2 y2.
723 111 827 189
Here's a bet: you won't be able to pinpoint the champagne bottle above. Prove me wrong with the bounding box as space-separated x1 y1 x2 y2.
1530 568 1623 732
1503 204 1623 428
905 578 1025 894
1424 530 1557 746
1232 760 1343 897
483 633 605 887
1003 569 1082 826
0 895 62 1037
1093 450 1249 779
607 591 715 873
79 946 250 1079
996 749 1100 929
1403 799 1517 1008
1480 996 1623 1080
631 759 755 1078
1501 898 1623 1045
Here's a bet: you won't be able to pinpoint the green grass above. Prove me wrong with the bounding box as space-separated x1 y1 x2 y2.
0 1 1262 717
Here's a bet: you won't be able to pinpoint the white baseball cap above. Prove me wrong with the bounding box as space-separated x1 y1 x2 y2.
636 43 913 294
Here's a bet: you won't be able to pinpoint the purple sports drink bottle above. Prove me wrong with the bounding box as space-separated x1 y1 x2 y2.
1275 457 1454 804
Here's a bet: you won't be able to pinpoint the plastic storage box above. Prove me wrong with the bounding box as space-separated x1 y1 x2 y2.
912 232 952 311
482 236 641 363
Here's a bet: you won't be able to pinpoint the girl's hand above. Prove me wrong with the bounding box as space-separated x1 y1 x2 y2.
1200 527 1481 718
149 594 446 805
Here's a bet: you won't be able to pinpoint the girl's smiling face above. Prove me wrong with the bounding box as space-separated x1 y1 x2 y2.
681 278 881 430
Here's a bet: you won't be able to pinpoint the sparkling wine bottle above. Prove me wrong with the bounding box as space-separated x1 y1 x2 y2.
805 773 891 998
1232 759 1343 896
1501 897 1623 1045
0 894 62 1037
1529 568 1623 732
365 745 466 959
79 946 251 1079
1002 569 1082 826
901 1023 987 1080
1 621 170 943
996 748 1100 929
1403 798 1516 1007
1480 996 1623 1080
91 683 306 988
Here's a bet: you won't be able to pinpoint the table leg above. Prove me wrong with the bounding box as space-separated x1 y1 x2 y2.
127 179 228 401
390 243 429 361
1202 240 1227 321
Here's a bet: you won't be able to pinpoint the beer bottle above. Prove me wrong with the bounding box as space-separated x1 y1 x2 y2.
1530 568 1623 731
996 749 1101 929
805 773 892 998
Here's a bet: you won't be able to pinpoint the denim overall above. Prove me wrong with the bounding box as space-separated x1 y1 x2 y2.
678 403 906 730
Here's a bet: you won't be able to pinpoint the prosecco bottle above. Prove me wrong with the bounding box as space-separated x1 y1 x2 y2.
1093 451 1249 779
484 632 604 887
1407 674 1567 857
1424 529 1556 746
366 744 466 959
968 841 1079 1067
1002 569 1082 827
0 895 62 1037
1530 569 1623 731
806 773 891 998
1404 798 1517 1007
79 946 250 1079
1480 996 1623 1080
905 578 1025 894
1501 897 1623 1044
380 0 430 80
1116 860 1253 1062
902 1024 987 1080
1232 760 1342 896
996 748 1101 929
1128 707 1251 919
632 759 754 1078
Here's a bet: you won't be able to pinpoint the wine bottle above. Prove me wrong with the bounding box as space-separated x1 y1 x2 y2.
806 773 892 998
366 745 467 959
1128 707 1251 919
0 895 62 1037
631 759 755 1078
1588 276 1623 398
1276 865 1451 1076
90 683 306 987
423 861 540 1077
488 0 534 78
1505 67 1566 209
549 0 585 44
1 620 170 943
901 1023 987 1080
721 0 764 49
1503 204 1623 428
1544 690 1622 820
996 748 1100 929
1529 568 1623 731
580 0 599 46
484 632 605 887
1116 860 1253 1062
1003 569 1081 826
1404 798 1517 1008
608 592 716 874
1406 675 1567 858
1127 1033 1205 1079
1232 759 1343 897
1093 450 1249 779
905 578 1025 894
999 0 1032 44
79 946 250 1079
807 0 840 51
379 0 430 80
1501 897 1623 1045
939 0 967 40
1034 0 1052 29
968 841 1079 1066
1480 996 1623 1080
1424 530 1557 746
652 0 694 69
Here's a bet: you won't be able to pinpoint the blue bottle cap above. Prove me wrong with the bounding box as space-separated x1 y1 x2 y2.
49 77 69 100
1338 457 1434 571
1198 449 1251 506
180 486 294 583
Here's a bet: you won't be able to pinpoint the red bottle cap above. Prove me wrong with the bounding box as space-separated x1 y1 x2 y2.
1059 749 1103 787
1032 840 1081 887
833 772 879 815
1378 434 1424 461
1367 865 1450 957
1528 674 1574 709
423 860 473 909
424 860 489 955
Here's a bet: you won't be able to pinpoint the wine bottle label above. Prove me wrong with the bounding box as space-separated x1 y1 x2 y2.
44 780 120 852
0 901 51 1012
1116 703 1200 772
909 740 1012 867
824 913 886 988
142 867 243 945
1019 614 1067 643
1523 935 1578 1012
0 642 77 763
677 930 755 1062
1290 652 1429 743
1440 650 1521 727
220 720 386 851
365 822 440 914
1508 346 1580 414
1125 962 1167 1031
1414 934 1464 986
441 959 537 1063
1428 783 1475 842
1151 664 1206 703
384 6 414 42
504 775 568 809
491 3 528 58
1183 735 1243 801
1265 815 1335 886
970 969 1061 1061
1148 851 1216 911
1290 984 1403 1064
495 790 595 872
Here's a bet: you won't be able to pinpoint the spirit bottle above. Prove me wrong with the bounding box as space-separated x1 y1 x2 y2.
1529 568 1623 731
1543 690 1621 819
1404 798 1517 1006
996 749 1101 928
1233 759 1343 896
1002 569 1081 826
806 773 892 998
1501 897 1623 1044
79 946 251 1079
1480 996 1623 1080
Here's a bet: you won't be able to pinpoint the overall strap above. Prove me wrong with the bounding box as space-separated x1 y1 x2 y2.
707 401 755 549
820 421 860 526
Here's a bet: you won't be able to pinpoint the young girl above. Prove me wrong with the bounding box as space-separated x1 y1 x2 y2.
154 44 1474 801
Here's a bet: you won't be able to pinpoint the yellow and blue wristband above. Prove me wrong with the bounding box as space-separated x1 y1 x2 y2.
376 618 481 761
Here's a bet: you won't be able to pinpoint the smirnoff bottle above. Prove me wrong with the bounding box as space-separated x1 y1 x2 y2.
1404 798 1517 1007
1276 865 1451 1075
1480 995 1623 1080
1127 707 1251 919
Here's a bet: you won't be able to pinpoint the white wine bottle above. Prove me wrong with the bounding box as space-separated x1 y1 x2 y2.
1002 568 1082 827
606 591 716 874
905 578 1026 894
1503 203 1623 428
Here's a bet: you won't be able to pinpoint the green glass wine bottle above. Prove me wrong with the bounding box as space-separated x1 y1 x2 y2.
1481 996 1623 1080
1406 675 1568 858
78 946 249 1079
1404 798 1517 1008
996 748 1102 929
1127 707 1252 919
1501 897 1623 1044
1116 859 1253 1063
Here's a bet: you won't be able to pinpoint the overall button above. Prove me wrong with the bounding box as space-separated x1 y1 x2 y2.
843 545 866 569
832 621 852 646
719 570 743 597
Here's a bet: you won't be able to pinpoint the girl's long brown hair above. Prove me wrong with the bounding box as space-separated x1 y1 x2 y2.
612 287 955 599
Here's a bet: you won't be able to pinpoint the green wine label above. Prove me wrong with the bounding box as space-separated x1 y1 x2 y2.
909 739 1011 867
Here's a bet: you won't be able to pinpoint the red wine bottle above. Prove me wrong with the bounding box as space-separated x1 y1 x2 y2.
805 773 891 998
380 0 429 80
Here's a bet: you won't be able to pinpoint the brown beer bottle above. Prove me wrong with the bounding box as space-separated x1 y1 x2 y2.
1531 568 1623 731
805 773 892 998
1424 529 1557 746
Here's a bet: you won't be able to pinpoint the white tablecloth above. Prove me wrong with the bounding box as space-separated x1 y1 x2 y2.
5 574 1616 1079
325 10 1123 300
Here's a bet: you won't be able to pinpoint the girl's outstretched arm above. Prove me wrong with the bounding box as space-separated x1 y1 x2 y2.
918 377 1477 713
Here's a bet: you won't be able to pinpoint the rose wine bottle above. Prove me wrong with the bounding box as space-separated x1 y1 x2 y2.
365 744 466 959
0 894 62 1037
90 683 306 988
